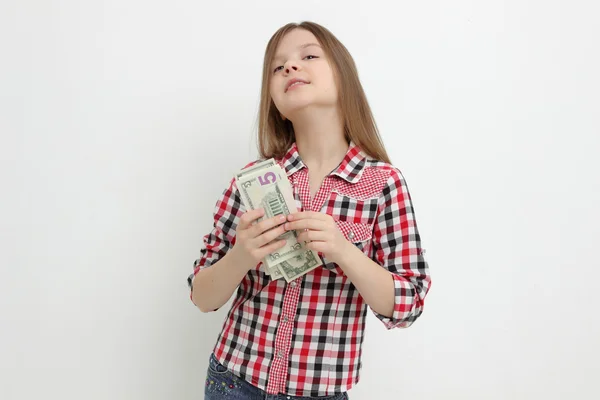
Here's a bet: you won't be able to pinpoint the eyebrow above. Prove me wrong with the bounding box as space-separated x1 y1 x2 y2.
273 43 322 63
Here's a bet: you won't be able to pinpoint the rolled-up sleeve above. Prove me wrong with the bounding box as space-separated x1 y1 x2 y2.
370 167 431 329
187 176 245 306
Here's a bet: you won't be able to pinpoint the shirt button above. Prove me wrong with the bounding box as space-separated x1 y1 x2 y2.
348 230 355 240
283 316 289 323
278 350 284 358
290 281 297 288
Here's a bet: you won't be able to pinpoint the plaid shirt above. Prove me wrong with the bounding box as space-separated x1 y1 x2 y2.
188 141 431 397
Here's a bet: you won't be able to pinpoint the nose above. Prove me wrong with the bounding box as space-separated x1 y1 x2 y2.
283 61 299 74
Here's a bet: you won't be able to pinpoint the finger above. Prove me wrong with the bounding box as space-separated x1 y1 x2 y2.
258 238 287 258
239 208 265 230
297 230 328 243
304 241 325 253
256 223 287 247
285 219 326 232
251 214 287 238
287 211 327 221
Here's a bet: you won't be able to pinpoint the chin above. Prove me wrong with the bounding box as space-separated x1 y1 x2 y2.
282 97 337 116
278 100 313 117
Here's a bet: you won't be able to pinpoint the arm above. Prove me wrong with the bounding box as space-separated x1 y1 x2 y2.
335 242 397 319
191 249 254 313
188 176 288 313
187 176 245 312
364 167 431 329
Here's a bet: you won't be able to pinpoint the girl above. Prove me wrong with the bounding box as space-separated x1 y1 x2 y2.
188 21 431 400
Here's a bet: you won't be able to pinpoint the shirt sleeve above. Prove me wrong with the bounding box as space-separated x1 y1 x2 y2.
370 167 431 329
187 175 245 308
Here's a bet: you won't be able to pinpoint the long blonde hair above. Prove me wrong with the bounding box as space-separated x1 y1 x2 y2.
257 21 392 164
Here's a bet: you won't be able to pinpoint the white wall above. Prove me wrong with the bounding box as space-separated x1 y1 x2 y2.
2 1 599 399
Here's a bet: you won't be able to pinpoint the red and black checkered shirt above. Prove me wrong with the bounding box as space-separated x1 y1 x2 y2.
188 141 431 397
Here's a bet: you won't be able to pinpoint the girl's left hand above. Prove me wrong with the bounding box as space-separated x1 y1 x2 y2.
284 211 351 265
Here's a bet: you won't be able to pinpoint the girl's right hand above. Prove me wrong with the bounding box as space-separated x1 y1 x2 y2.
232 208 288 268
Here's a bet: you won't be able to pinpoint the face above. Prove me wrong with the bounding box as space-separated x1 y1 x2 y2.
269 29 338 120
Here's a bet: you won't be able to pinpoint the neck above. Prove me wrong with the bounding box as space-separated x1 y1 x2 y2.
290 107 349 172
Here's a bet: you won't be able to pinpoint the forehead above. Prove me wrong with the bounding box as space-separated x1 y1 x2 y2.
273 29 322 62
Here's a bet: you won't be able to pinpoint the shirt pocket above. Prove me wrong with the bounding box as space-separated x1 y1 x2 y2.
335 220 373 251
320 189 379 275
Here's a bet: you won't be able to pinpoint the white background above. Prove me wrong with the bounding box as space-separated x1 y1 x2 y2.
1 1 599 399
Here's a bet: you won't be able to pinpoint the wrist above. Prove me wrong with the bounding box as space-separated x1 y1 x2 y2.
333 241 360 267
228 247 255 272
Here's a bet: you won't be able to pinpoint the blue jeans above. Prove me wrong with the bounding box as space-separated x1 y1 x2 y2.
204 352 349 400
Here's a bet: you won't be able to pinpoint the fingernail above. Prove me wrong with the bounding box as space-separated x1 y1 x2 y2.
279 215 286 222
287 215 294 221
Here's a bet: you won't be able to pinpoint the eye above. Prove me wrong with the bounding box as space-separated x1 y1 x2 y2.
273 55 318 74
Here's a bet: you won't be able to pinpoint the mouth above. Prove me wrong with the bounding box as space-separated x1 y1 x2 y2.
285 79 310 92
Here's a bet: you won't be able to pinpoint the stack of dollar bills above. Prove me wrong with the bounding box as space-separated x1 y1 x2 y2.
235 159 322 282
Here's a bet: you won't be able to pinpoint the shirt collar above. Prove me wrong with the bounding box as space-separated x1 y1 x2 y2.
280 140 367 183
